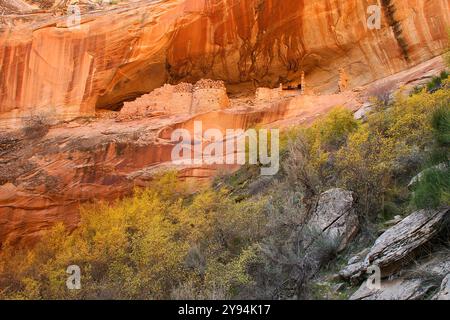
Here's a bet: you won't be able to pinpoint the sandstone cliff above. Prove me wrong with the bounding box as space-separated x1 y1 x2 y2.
0 0 449 121
0 53 445 246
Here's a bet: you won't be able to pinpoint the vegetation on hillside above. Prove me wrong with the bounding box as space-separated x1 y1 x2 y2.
0 79 449 300
412 103 450 209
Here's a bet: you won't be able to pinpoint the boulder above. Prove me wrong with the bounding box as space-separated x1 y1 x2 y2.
364 208 449 275
339 208 449 281
350 278 433 300
353 102 373 120
308 188 359 252
339 248 369 282
432 274 450 300
350 254 450 300
339 262 365 284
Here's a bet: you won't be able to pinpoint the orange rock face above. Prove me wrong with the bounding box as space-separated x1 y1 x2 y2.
0 97 288 245
0 0 449 122
0 53 446 245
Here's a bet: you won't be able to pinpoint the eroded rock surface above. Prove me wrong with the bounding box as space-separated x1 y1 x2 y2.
1 0 449 120
365 208 449 275
340 208 450 286
350 278 432 300
350 254 450 300
0 0 449 247
433 274 450 300
308 188 359 252
0 55 446 246
0 87 338 245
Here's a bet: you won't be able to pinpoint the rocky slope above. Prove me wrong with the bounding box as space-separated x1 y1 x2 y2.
306 188 449 300
342 208 450 300
0 0 36 14
1 0 449 121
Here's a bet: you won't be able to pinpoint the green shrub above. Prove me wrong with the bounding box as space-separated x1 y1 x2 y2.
445 30 450 68
412 168 450 209
412 105 450 209
381 201 401 220
431 104 450 146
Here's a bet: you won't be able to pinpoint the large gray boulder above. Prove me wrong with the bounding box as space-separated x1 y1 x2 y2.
308 188 359 252
340 208 449 281
365 208 449 275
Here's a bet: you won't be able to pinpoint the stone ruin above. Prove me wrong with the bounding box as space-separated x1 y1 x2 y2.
338 68 349 92
282 71 306 93
300 71 305 94
119 79 229 120
256 71 308 102
255 84 283 102
254 68 351 100
191 79 230 114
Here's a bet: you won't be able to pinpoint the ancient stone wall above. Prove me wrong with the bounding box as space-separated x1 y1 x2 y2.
119 83 193 120
191 79 229 114
119 79 229 119
255 85 283 102
338 68 349 93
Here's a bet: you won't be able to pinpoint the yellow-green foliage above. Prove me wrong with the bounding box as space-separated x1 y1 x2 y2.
308 107 359 148
0 173 266 300
335 89 449 215
303 106 359 181
279 107 358 157
412 103 450 209
284 88 449 218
